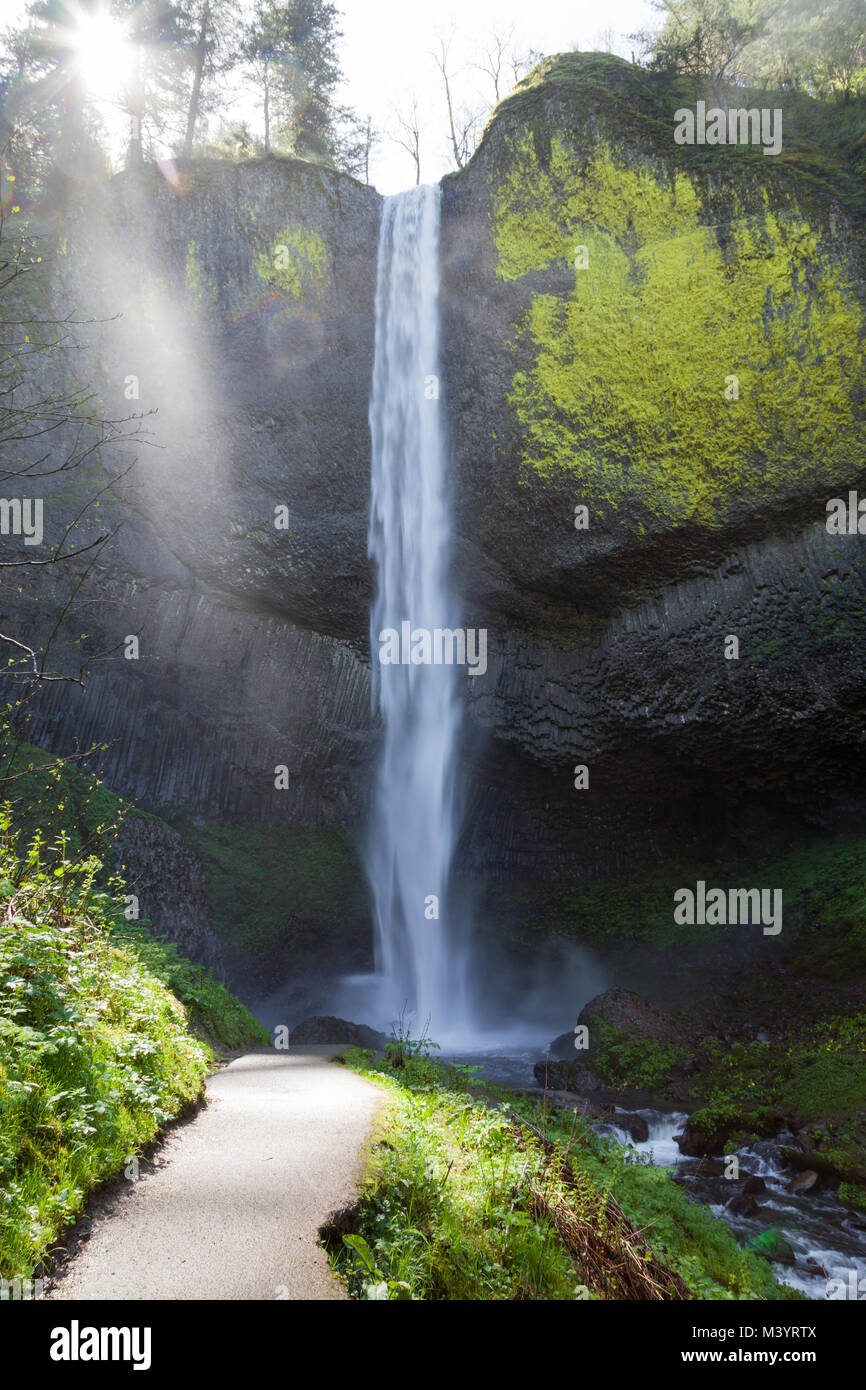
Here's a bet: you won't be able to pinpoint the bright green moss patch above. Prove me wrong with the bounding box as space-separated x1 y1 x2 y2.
255 222 329 306
492 136 866 526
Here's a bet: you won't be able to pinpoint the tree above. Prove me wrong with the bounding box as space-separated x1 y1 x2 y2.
637 0 779 91
174 0 242 157
333 109 379 183
431 31 480 171
470 26 541 101
637 0 866 101
388 95 421 185
796 0 866 101
241 0 343 162
0 141 143 710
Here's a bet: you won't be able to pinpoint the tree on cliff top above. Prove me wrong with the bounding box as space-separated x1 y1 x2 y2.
640 0 779 89
241 0 343 163
638 0 866 100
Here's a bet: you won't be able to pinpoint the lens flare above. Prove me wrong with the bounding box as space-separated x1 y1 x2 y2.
66 6 135 104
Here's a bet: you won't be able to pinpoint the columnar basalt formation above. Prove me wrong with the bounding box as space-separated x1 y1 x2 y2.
10 54 866 974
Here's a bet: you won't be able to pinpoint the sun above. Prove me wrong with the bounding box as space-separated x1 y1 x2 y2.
67 7 136 103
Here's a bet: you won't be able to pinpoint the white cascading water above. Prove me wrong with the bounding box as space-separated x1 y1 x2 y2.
365 184 467 1037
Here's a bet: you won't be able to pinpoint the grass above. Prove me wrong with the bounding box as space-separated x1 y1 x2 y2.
328 1045 799 1301
0 798 265 1282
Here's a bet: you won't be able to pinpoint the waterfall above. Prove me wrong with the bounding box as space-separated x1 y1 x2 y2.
365 184 467 1038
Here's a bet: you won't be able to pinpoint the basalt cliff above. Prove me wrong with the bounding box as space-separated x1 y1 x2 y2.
10 52 866 991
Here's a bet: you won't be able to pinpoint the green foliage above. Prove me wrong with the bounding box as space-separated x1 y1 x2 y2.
111 920 267 1049
0 744 265 1280
838 1181 866 1210
331 1044 797 1301
241 0 344 162
589 1018 692 1091
499 827 866 970
0 811 210 1280
687 1019 866 1177
330 1049 582 1301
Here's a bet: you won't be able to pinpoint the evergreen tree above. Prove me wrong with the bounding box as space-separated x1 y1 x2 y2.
241 0 342 163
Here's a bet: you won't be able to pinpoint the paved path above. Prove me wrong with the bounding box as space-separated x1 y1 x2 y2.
47 1048 381 1301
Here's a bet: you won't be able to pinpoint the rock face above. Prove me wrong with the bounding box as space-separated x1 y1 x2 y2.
439 53 866 887
9 54 866 980
19 155 380 827
115 814 227 978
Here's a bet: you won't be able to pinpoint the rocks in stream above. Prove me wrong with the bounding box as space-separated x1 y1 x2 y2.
746 1230 797 1265
611 1112 651 1143
537 989 693 1106
742 1174 767 1194
726 1192 760 1217
784 1126 866 1185
288 1016 387 1049
675 1109 789 1157
789 1169 820 1194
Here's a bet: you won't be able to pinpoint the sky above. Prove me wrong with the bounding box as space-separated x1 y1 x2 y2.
5 0 663 193
336 0 662 191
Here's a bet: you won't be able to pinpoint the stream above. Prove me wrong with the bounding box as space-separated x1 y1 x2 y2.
447 1046 866 1301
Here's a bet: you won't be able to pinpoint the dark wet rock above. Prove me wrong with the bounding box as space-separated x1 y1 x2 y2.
577 989 687 1047
611 1111 650 1143
726 1192 759 1217
784 1130 866 1184
746 1229 796 1265
288 1016 387 1048
691 1157 729 1178
742 1174 767 1194
677 1109 788 1157
790 1169 820 1194
533 1058 606 1094
114 815 227 979
548 1031 578 1060
519 1088 607 1120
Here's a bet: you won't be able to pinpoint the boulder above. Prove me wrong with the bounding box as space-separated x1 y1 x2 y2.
288 1016 387 1049
747 1229 796 1265
790 1169 820 1194
548 1031 578 1061
742 1174 767 1194
611 1112 651 1143
726 1192 759 1217
676 1108 787 1157
533 1058 606 1094
577 989 686 1047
